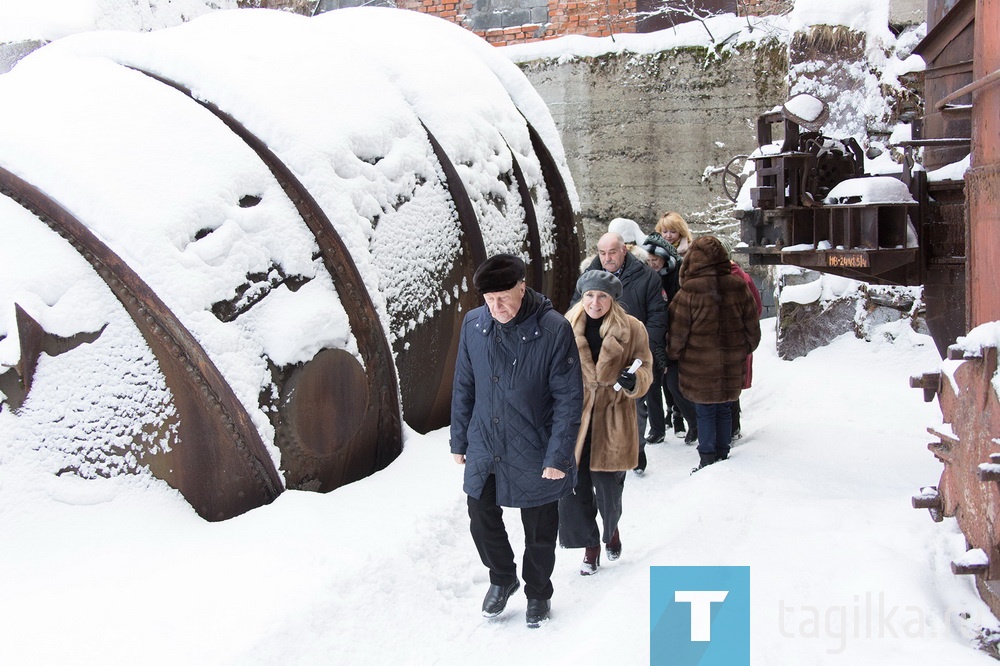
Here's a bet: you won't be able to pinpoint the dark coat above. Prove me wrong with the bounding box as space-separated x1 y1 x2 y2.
731 262 763 389
568 308 652 471
573 252 668 353
667 237 761 404
450 289 582 508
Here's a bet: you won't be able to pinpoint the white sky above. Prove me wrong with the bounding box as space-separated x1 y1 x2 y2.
2 2 999 664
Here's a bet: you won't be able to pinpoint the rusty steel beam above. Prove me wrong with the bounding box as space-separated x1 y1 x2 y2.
393 256 481 434
390 123 488 434
0 167 283 520
968 0 1000 328
12 304 106 395
396 120 580 432
506 145 545 293
130 68 404 476
421 122 488 268
14 304 44 394
525 118 581 313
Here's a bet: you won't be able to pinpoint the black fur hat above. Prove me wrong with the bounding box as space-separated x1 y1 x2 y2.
473 254 526 294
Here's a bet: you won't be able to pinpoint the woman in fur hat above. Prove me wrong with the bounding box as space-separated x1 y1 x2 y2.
560 270 652 575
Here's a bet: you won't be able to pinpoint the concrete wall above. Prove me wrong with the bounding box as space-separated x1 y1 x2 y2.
517 42 788 250
890 0 927 26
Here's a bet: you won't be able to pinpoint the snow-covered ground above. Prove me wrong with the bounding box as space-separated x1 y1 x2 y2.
2 2 993 664
2 320 997 664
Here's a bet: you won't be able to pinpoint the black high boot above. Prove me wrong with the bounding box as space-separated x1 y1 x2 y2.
691 452 717 474
672 407 686 436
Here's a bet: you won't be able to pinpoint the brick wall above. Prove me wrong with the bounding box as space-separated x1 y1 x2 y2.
313 0 791 46
395 0 638 46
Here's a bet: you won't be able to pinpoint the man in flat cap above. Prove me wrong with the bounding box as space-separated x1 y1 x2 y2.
451 253 583 628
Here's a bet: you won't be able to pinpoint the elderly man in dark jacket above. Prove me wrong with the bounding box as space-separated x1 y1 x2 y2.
451 254 582 629
572 232 668 473
667 236 761 470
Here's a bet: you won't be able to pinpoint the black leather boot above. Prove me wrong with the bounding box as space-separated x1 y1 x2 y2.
525 599 551 628
634 449 647 474
672 408 686 435
481 579 520 618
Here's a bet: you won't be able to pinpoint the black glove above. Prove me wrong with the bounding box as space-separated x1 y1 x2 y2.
616 368 637 392
653 346 668 373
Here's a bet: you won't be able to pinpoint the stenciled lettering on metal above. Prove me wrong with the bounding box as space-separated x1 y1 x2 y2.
0 165 284 521
827 253 870 268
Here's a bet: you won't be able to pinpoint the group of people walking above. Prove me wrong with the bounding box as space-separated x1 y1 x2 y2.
449 212 761 628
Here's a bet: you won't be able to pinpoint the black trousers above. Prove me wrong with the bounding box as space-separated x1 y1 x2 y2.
558 433 626 549
467 474 559 600
645 370 666 438
665 363 697 434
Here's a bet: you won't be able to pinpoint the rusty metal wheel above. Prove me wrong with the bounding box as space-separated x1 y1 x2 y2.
722 154 749 203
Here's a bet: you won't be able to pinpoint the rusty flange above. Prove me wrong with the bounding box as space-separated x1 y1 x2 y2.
129 67 404 484
916 345 1000 592
0 166 283 521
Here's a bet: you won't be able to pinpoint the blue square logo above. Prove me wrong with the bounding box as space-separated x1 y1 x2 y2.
650 566 750 666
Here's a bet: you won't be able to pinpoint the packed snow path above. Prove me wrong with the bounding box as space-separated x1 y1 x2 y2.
2 320 997 664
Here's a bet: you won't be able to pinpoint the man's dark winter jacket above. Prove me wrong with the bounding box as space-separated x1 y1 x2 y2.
667 236 761 404
573 252 668 353
450 289 582 508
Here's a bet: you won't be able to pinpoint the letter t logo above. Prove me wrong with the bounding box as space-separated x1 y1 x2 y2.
674 590 729 641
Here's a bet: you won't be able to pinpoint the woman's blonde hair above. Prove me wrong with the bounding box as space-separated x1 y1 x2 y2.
566 295 630 339
654 212 693 245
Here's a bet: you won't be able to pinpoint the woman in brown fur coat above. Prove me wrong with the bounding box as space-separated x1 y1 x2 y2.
560 270 652 575
667 236 761 471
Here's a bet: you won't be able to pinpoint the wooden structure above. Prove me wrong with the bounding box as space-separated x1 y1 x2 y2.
910 0 1000 620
